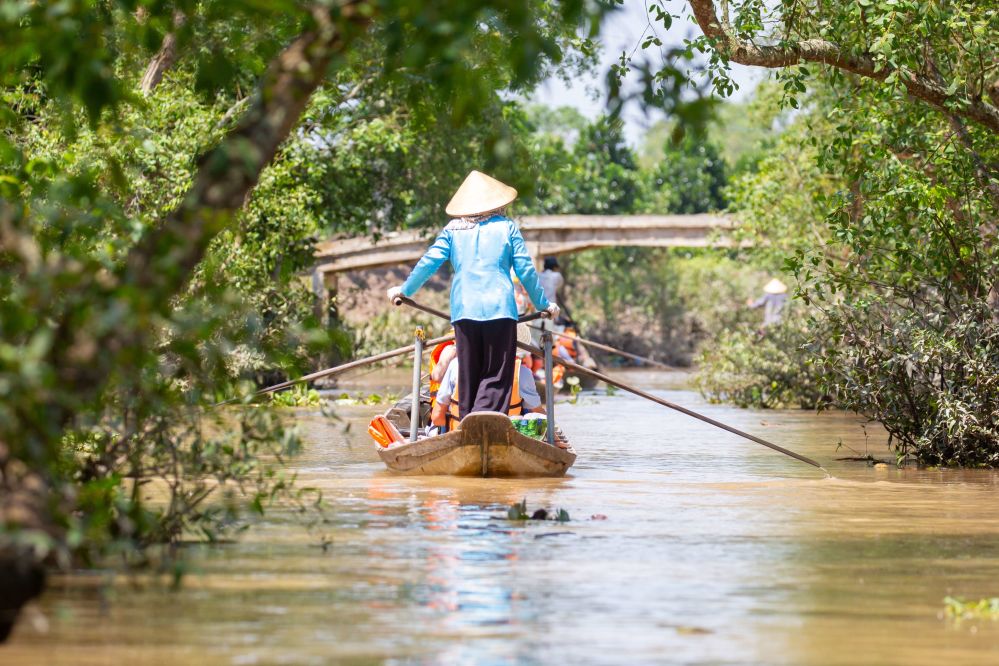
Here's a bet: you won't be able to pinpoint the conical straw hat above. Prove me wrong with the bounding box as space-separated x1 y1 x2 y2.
763 278 788 294
516 323 533 348
445 170 518 217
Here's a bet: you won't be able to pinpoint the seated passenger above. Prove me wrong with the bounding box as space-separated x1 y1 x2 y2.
428 332 456 413
430 325 542 434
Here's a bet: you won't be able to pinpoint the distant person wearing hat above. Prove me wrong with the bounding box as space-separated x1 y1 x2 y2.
748 278 788 327
388 171 558 421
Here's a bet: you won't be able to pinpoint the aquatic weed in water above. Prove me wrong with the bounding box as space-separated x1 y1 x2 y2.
506 499 570 522
944 596 999 621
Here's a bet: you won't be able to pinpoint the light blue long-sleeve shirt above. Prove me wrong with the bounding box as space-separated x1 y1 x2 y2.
400 215 550 322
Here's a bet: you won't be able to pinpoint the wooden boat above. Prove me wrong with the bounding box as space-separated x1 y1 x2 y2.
376 411 576 477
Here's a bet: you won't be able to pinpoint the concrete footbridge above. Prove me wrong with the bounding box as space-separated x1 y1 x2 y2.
313 214 735 277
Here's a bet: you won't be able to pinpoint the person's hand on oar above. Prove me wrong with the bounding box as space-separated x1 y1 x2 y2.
386 285 403 302
545 303 560 319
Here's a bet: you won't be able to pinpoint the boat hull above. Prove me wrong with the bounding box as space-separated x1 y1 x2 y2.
377 412 575 477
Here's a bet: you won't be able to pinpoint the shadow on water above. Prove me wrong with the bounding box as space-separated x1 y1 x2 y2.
6 369 999 665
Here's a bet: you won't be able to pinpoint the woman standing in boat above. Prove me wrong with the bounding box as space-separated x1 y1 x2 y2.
388 171 558 421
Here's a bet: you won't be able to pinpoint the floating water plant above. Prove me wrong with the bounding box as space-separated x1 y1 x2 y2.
332 391 400 406
271 386 324 407
944 596 999 620
507 499 570 522
566 376 582 404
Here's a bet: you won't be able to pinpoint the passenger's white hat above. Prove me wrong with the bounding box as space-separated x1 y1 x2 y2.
516 323 533 348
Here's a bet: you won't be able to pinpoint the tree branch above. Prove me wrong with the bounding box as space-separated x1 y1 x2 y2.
686 0 999 135
140 11 185 95
123 2 370 300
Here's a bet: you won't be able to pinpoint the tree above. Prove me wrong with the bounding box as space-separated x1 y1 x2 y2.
0 0 597 638
519 113 646 214
649 1 999 464
644 134 727 214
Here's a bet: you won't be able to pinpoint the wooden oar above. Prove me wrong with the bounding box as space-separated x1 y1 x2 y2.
216 334 455 406
548 296 603 371
394 297 824 470
527 324 677 370
517 340 824 470
392 295 549 323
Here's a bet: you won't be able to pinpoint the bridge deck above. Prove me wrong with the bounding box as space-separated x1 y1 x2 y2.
314 214 734 275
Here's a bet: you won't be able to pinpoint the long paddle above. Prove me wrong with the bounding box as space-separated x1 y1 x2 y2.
517 340 824 470
552 296 605 372
216 334 455 406
392 295 549 324
395 297 824 471
527 324 677 371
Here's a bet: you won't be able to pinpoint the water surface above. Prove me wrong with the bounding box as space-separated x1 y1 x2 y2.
6 369 999 665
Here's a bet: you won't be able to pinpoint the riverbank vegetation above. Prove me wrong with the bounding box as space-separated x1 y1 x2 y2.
668 1 999 466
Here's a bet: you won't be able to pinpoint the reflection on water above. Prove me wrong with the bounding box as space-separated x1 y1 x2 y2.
6 369 999 665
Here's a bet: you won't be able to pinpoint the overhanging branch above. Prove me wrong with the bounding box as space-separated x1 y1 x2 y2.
140 11 185 95
687 0 999 134
123 2 370 299
55 3 372 394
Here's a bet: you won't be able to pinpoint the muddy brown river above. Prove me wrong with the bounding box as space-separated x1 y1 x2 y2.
5 370 999 664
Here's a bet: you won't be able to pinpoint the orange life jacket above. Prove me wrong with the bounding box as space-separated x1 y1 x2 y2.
521 354 537 372
556 330 578 358
428 340 455 407
447 359 524 429
534 363 565 386
368 415 405 448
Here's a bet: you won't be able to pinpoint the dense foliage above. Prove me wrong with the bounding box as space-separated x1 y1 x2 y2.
560 248 763 366
695 314 830 409
800 85 999 465
0 0 603 636
661 1 999 464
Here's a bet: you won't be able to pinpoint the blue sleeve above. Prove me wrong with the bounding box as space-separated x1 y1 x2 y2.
509 222 550 310
401 229 451 297
519 366 541 409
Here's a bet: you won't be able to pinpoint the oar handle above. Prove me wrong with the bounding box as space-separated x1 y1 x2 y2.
518 310 550 323
393 295 449 321
393 295 550 323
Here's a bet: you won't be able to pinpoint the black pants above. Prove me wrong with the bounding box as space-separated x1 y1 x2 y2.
453 318 517 419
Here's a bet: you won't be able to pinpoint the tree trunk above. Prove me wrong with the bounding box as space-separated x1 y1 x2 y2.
139 12 185 95
0 449 49 642
140 33 178 94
